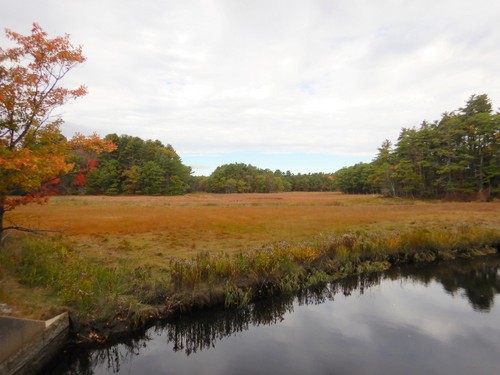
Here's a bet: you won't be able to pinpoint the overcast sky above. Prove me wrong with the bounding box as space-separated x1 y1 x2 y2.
2 1 500 175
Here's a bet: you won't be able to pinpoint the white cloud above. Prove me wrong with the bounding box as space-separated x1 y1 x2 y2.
2 0 500 174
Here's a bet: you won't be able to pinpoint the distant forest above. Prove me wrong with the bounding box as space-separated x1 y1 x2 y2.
334 94 499 199
59 134 193 196
58 134 335 195
55 94 498 199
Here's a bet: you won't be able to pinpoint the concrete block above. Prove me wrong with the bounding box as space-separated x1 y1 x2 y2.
0 312 69 375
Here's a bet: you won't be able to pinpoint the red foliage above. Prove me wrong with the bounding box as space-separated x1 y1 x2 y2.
0 24 115 232
73 173 87 186
88 159 98 169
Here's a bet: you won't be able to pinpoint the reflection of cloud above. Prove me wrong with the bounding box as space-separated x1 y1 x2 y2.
61 257 500 374
348 281 465 342
314 280 493 345
2 0 500 174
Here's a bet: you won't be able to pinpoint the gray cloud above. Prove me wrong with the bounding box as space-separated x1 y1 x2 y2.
2 0 500 173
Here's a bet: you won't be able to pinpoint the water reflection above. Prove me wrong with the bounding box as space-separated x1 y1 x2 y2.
46 255 500 375
391 255 500 311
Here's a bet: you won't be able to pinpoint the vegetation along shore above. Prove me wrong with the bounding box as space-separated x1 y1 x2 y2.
1 193 498 345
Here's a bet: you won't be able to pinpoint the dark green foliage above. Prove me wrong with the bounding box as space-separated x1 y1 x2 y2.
59 94 498 198
204 163 334 193
86 159 122 195
139 161 166 195
333 162 375 194
334 94 500 199
79 134 192 196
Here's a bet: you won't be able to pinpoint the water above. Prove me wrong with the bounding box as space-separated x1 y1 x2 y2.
46 255 500 374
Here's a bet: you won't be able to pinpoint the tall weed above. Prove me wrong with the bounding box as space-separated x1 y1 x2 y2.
1 238 125 315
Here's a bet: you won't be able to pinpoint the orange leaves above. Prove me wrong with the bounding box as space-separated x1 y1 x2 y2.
70 85 88 98
4 23 86 66
0 146 73 192
73 173 87 187
0 24 119 232
87 159 98 169
0 131 114 213
1 23 86 150
70 133 117 154
4 194 51 212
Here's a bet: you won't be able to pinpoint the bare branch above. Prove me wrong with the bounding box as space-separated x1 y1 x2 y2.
1 225 62 234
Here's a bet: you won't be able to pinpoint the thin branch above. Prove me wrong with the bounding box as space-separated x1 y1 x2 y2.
1 225 61 233
0 225 63 244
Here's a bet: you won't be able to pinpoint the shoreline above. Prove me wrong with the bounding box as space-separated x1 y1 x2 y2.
67 243 499 348
1 194 499 351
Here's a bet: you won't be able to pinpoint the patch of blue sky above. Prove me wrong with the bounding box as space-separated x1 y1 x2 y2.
182 152 373 176
297 80 316 95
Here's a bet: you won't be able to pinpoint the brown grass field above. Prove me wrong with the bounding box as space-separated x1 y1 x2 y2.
7 192 500 266
2 192 499 323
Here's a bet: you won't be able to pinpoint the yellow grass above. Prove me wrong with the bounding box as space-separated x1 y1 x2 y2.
2 192 499 325
7 192 500 266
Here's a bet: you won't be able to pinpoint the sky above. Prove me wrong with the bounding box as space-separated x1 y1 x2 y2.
2 0 500 175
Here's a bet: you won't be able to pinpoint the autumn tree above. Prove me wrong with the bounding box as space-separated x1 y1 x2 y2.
83 134 192 196
0 24 114 235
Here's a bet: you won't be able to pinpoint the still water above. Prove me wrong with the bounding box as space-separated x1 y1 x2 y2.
47 255 500 374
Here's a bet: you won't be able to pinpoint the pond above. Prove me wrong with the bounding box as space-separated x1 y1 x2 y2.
44 255 500 374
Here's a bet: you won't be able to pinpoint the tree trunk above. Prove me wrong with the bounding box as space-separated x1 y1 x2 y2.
0 194 5 241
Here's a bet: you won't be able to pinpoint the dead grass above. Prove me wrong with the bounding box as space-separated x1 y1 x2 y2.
7 193 500 266
1 193 499 333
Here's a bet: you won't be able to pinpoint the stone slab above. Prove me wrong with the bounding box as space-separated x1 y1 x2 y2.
0 316 45 364
0 312 69 375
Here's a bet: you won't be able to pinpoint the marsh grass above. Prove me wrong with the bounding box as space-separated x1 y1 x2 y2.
166 223 498 308
1 238 120 315
0 236 169 326
11 193 498 260
1 221 498 328
1 194 499 342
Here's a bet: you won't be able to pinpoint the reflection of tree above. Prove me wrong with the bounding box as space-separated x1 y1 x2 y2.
164 293 299 355
164 307 252 355
433 259 500 312
49 255 500 374
335 272 384 297
459 266 500 311
45 335 150 375
393 255 500 312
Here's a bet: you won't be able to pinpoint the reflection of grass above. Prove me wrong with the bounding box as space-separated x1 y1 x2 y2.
1 193 499 342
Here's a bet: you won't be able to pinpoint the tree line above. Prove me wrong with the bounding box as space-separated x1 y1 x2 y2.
193 163 335 193
8 93 500 199
59 141 337 195
59 134 192 196
334 94 500 199
51 94 500 199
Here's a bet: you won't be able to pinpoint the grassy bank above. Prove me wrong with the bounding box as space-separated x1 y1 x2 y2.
1 220 498 344
1 194 499 343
